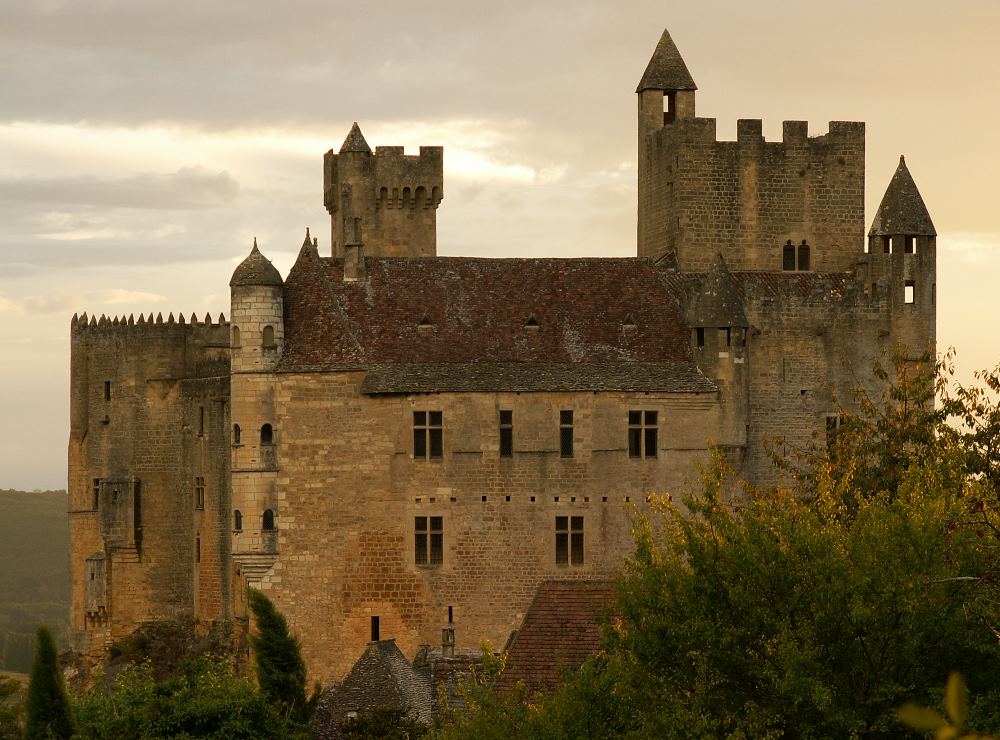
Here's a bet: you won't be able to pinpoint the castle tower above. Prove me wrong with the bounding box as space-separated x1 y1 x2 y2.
323 123 444 258
636 29 697 259
229 239 285 591
865 155 937 355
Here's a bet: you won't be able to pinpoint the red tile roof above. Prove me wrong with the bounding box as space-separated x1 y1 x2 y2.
500 580 614 693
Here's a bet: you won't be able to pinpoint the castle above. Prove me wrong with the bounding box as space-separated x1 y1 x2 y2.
67 29 936 682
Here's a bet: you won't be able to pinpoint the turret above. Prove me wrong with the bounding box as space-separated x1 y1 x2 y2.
229 239 284 373
865 156 936 355
323 123 443 259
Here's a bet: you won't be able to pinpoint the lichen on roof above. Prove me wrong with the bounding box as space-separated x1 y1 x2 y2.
635 28 697 93
339 122 372 155
230 240 283 287
868 155 936 237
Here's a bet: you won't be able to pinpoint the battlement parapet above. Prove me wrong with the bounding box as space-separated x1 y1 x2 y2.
655 117 865 149
71 311 229 338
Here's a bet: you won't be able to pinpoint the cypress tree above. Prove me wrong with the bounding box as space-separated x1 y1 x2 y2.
248 589 308 717
23 626 74 740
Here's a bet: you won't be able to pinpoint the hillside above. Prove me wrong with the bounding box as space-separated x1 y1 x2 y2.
0 490 69 673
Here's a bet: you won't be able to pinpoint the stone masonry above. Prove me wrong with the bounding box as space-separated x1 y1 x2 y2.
68 28 936 684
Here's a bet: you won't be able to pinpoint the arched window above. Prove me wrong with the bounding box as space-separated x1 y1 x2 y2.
260 424 273 445
233 424 241 445
232 325 241 347
262 325 275 348
782 240 795 271
797 241 811 271
234 510 243 531
262 509 275 531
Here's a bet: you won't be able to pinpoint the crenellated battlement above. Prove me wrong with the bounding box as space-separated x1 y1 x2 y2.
651 117 865 149
323 124 443 258
71 311 229 334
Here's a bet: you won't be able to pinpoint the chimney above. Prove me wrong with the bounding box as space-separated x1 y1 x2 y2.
441 606 455 658
344 214 366 282
370 615 380 642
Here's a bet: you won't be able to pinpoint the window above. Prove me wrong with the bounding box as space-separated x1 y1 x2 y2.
694 327 705 347
104 381 111 401
559 410 574 458
195 477 205 510
262 509 275 531
233 509 243 531
371 616 380 642
413 411 443 459
499 410 513 458
882 235 891 254
555 516 584 565
415 516 443 565
904 235 916 254
718 327 732 347
92 478 101 510
797 241 810 271
232 325 241 347
262 325 276 348
199 406 205 437
260 424 273 445
905 280 915 304
196 535 201 564
782 241 795 271
233 424 241 445
628 410 658 458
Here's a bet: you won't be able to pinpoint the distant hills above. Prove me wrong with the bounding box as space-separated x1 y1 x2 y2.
0 490 68 672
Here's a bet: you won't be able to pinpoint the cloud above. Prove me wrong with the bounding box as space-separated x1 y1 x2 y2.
99 288 166 304
0 168 239 210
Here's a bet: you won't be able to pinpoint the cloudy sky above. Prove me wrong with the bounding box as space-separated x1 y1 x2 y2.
1 0 998 489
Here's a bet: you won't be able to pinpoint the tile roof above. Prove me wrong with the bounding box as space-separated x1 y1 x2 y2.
500 580 614 693
278 249 707 394
635 28 697 93
230 242 283 287
868 155 936 237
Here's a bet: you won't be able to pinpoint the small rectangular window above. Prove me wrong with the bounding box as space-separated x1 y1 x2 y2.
92 478 101 510
695 327 705 347
413 411 443 460
905 281 915 304
499 410 513 458
556 516 584 566
199 406 205 437
415 516 443 566
718 327 731 347
782 243 795 271
882 235 891 254
904 235 916 254
559 410 574 458
104 381 111 401
628 410 658 458
195 476 205 510
196 536 201 564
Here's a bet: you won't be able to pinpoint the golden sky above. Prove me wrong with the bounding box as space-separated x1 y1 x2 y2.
1 0 997 488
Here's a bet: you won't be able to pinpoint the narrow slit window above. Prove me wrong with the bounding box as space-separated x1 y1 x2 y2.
92 478 101 510
234 509 243 531
882 235 891 254
195 476 205 510
196 536 201 564
797 241 810 271
199 406 205 437
413 411 443 459
782 241 795 271
904 280 915 304
499 410 513 458
104 381 111 401
559 410 574 458
694 327 705 347
232 325 241 347
233 424 241 445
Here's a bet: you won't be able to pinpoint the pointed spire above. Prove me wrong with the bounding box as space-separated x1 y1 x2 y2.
302 227 312 249
190 312 198 324
868 155 936 237
128 314 134 326
218 312 226 324
230 238 283 287
136 313 145 325
178 313 186 325
204 312 212 324
339 122 372 155
636 29 697 93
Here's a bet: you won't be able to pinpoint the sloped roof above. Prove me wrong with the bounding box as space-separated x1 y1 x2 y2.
501 580 614 693
229 242 283 287
339 122 372 155
278 250 711 393
314 639 433 737
635 28 697 93
868 155 936 237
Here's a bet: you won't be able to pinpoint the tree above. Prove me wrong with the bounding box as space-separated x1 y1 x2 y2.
0 675 22 740
247 589 312 721
23 626 74 740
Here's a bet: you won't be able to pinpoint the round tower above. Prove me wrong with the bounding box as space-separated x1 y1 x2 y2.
229 239 284 592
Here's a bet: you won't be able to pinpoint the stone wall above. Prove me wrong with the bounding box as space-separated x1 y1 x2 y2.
259 374 721 682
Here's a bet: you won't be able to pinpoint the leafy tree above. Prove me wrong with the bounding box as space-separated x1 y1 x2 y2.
23 626 74 740
0 675 22 740
339 707 427 738
247 589 314 721
72 654 303 739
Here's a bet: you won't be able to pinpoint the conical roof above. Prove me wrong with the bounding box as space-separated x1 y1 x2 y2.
230 240 283 287
687 254 747 328
868 156 936 237
636 29 697 93
339 122 372 154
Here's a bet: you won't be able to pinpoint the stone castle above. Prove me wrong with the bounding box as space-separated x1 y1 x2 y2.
68 29 936 681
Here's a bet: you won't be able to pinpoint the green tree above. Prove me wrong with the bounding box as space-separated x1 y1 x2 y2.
23 626 74 740
72 654 303 739
0 675 23 740
247 589 313 721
